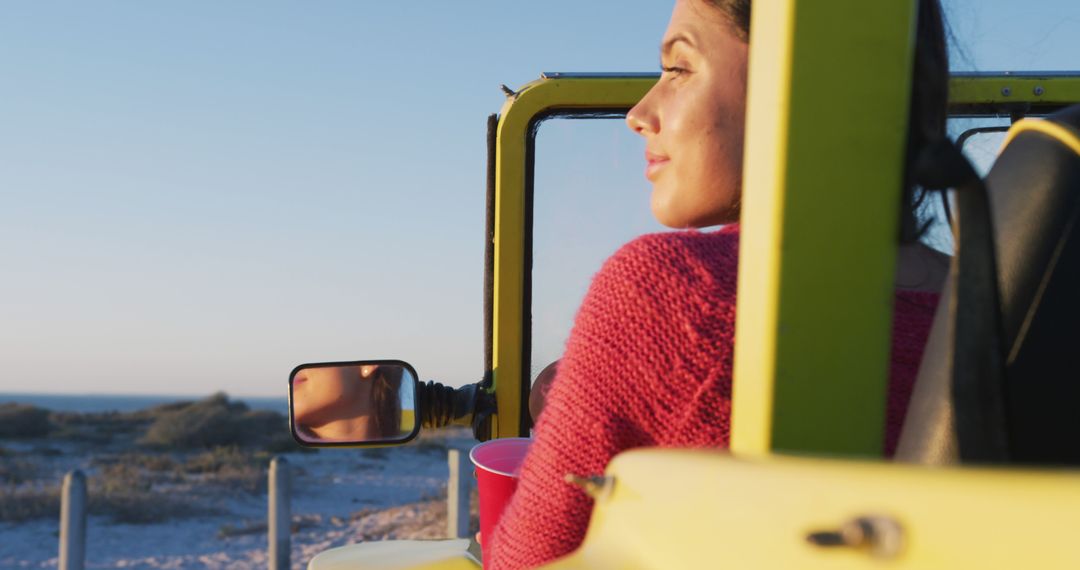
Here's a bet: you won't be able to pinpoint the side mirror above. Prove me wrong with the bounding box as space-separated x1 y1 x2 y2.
289 360 420 446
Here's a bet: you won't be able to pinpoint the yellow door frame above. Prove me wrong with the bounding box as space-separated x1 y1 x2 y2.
488 70 1080 442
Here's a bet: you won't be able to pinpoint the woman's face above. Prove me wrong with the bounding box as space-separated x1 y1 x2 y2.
626 0 749 228
292 365 377 426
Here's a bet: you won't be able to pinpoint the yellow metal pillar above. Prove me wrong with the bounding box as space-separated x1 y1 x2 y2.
491 76 655 437
731 0 919 456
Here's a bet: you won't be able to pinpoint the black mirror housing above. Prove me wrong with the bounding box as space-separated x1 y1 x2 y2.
288 360 420 447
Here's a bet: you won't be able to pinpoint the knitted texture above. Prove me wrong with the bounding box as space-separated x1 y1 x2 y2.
486 227 939 569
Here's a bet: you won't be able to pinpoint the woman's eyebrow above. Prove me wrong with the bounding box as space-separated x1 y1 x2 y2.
661 33 696 56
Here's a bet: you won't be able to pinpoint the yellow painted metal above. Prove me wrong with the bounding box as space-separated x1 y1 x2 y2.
306 539 476 570
486 72 1080 441
482 71 1080 442
729 0 918 457
401 409 416 434
542 448 1080 569
1003 117 1080 156
490 76 654 437
952 73 1080 107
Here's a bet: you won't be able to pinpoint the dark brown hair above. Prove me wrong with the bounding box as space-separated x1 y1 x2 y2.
706 0 950 244
372 365 404 437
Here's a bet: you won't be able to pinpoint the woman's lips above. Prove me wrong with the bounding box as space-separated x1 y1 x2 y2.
645 152 669 181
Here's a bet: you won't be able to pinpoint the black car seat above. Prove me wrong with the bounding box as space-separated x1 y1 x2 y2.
896 104 1080 465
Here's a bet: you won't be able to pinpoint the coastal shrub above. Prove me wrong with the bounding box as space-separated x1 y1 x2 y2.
138 393 242 448
47 424 114 444
124 453 179 472
96 463 150 494
263 433 314 454
183 446 258 473
217 515 320 539
140 399 197 417
138 393 287 449
78 449 262 522
183 446 267 493
233 409 289 445
89 463 214 523
217 520 266 539
0 486 60 522
0 458 39 484
45 410 153 446
89 488 215 524
0 404 51 437
29 446 63 457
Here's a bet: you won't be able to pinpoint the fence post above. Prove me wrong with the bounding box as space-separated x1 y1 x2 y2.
447 449 471 538
268 456 291 570
59 470 86 570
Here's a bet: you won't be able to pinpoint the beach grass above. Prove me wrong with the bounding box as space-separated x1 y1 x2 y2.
0 393 302 523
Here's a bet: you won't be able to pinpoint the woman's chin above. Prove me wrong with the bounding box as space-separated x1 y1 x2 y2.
651 193 686 228
652 204 700 230
651 196 739 229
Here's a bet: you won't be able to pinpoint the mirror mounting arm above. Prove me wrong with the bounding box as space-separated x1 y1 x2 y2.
417 381 496 441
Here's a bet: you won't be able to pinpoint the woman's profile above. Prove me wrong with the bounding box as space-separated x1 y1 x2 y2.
292 364 403 442
486 0 950 567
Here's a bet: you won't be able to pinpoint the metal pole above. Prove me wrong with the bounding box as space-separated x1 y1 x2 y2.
268 456 291 570
447 449 471 538
59 470 86 570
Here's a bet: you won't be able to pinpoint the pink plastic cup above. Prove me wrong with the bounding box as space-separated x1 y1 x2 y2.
469 437 532 566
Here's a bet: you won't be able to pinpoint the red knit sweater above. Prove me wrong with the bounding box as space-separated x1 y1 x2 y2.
487 226 939 569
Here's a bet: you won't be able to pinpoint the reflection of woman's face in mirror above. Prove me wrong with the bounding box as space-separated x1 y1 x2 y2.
292 364 404 443
293 365 379 441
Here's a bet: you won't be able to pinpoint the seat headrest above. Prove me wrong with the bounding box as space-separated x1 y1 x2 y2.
987 104 1080 465
897 104 1080 465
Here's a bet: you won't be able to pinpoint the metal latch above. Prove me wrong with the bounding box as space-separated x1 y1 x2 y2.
806 515 904 559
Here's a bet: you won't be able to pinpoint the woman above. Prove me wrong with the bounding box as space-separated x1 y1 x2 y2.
486 0 950 568
292 364 403 442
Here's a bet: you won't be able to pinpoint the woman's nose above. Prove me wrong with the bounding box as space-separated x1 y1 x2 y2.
626 92 659 136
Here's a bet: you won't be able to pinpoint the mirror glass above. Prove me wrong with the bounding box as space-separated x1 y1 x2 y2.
289 361 418 445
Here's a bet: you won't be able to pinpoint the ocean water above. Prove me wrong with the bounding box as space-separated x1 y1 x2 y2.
0 392 289 415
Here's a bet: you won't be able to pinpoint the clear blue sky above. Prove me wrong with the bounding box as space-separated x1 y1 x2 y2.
1 1 1077 397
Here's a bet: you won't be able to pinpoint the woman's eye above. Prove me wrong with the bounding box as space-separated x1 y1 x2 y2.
661 65 688 78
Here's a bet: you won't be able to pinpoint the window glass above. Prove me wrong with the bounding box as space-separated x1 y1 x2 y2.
920 117 1014 254
530 118 668 381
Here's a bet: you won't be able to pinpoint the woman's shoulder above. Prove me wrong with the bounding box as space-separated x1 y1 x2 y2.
580 226 740 324
562 226 740 444
599 225 740 289
615 224 739 256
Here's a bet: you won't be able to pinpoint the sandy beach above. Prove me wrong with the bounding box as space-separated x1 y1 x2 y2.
0 398 477 569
